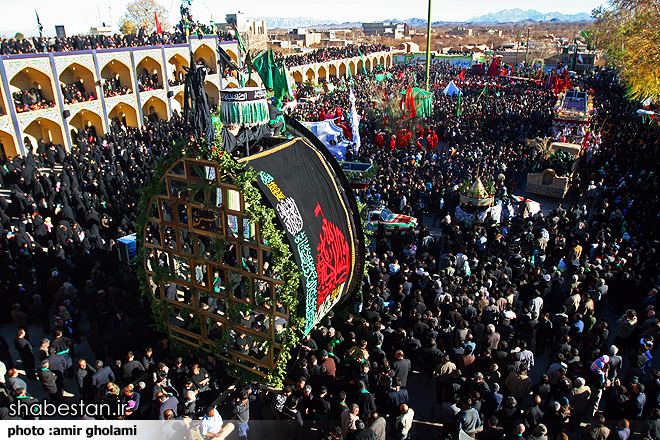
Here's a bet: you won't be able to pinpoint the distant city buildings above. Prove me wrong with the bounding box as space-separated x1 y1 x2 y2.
223 12 267 35
362 22 406 39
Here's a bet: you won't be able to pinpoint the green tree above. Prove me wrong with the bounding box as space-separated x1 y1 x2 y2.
592 0 660 100
119 0 170 35
120 21 137 35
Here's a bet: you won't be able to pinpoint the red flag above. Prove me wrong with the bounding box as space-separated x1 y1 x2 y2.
458 69 465 83
486 59 498 77
405 87 416 118
155 12 163 34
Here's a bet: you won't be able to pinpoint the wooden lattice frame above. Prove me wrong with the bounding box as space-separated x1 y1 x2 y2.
143 157 288 377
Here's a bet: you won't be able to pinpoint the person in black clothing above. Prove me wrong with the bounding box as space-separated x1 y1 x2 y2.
170 357 189 390
281 396 304 440
123 351 145 381
353 380 377 423
391 350 411 388
38 359 61 403
50 328 73 379
192 363 213 401
312 385 332 438
386 378 409 419
351 420 376 440
523 395 545 431
75 358 96 403
13 328 35 380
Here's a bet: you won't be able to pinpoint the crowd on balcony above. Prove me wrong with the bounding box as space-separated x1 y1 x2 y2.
169 71 186 87
137 71 162 92
102 74 131 98
275 43 390 68
196 59 216 75
60 79 96 105
0 26 234 56
12 87 56 113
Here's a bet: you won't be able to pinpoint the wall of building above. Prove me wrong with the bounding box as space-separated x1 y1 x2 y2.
0 36 240 157
288 51 394 84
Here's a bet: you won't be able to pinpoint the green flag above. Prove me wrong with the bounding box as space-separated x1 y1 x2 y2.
252 48 275 89
571 44 578 71
358 47 367 74
234 28 247 54
347 63 352 78
273 63 290 102
456 92 462 117
252 48 292 103
480 85 489 103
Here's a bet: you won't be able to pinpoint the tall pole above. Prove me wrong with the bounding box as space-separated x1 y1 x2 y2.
571 38 578 72
425 0 432 90
524 28 530 65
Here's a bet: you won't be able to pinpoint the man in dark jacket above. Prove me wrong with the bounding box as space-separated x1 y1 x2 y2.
14 328 35 380
392 350 411 388
91 360 115 389
354 381 377 421
51 327 73 378
523 395 545 431
352 420 376 440
38 359 60 403
642 407 660 440
75 358 97 403
386 378 409 419
122 351 145 381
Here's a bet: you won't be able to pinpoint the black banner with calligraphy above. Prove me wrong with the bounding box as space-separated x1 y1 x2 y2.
240 138 362 334
220 88 269 102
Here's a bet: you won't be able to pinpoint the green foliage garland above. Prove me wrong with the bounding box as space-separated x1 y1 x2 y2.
136 129 302 388
532 150 576 177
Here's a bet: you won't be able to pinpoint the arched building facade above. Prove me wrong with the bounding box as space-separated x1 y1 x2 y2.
0 42 394 157
0 37 240 156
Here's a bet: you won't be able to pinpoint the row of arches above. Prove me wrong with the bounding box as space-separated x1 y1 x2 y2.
4 43 229 116
1 43 229 158
0 77 223 158
290 53 392 84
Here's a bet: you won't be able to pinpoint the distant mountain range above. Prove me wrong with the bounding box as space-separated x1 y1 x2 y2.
259 9 592 29
258 17 339 29
466 9 593 23
260 17 435 29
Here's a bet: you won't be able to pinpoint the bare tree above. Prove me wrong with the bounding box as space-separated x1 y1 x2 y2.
119 0 171 35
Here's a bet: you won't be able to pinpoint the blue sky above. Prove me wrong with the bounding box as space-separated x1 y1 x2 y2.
0 0 605 38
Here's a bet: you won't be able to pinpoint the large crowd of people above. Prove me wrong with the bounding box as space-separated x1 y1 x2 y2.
0 49 659 440
0 25 233 56
280 62 660 440
276 44 390 68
